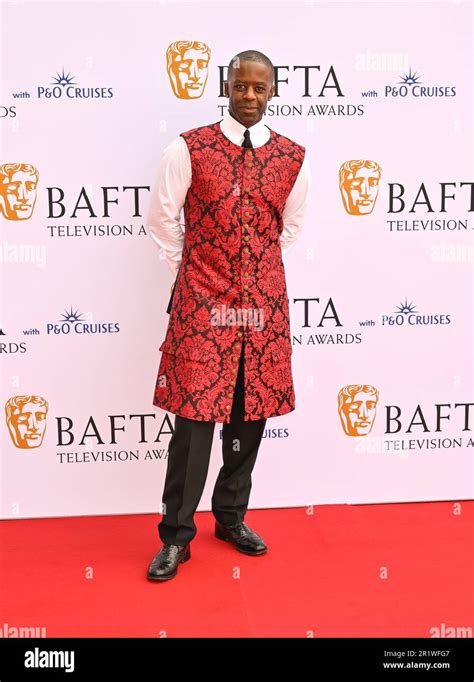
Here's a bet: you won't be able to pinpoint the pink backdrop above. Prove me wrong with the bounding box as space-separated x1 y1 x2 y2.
1 0 473 519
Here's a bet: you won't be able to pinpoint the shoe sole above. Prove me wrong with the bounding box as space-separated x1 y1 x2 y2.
215 529 268 555
146 548 191 581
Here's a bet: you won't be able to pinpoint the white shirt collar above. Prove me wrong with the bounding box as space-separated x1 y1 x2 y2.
220 107 270 148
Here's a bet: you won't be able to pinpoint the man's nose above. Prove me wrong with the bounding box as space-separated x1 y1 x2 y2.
243 88 256 100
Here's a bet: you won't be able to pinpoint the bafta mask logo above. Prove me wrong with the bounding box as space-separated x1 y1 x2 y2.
5 395 48 449
339 160 381 215
166 40 211 99
0 163 39 221
338 384 379 436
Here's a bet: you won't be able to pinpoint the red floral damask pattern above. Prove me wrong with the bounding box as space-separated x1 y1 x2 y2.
153 121 305 423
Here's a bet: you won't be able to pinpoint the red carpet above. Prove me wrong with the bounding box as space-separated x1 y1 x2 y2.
0 502 472 638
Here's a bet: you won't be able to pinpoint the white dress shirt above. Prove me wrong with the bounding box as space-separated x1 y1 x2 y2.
147 108 311 277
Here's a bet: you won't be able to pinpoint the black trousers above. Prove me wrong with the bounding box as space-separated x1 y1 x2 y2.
158 337 267 546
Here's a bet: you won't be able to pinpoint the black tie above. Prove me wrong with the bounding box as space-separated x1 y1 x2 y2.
242 128 253 148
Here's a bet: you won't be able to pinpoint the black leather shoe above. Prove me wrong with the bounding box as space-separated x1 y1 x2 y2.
215 521 267 555
147 543 191 581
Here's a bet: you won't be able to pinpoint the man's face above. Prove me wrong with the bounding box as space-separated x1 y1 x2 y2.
168 47 209 99
341 166 380 215
340 390 377 436
8 401 47 448
0 170 38 220
224 60 274 127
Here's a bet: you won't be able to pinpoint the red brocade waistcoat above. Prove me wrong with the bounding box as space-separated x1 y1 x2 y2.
153 120 305 423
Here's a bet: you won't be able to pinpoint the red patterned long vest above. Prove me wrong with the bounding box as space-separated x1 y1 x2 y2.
153 120 305 423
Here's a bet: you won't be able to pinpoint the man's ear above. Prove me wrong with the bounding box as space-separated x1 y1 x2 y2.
268 84 275 101
223 80 229 97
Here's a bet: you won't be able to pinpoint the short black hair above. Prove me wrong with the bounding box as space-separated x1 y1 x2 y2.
227 50 274 82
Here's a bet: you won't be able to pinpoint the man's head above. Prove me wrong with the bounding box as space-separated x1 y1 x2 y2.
224 50 275 127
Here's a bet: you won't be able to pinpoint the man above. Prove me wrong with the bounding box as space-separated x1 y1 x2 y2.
146 50 311 581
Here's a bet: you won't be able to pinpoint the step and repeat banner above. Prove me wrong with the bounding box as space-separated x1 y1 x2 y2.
1 1 473 519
